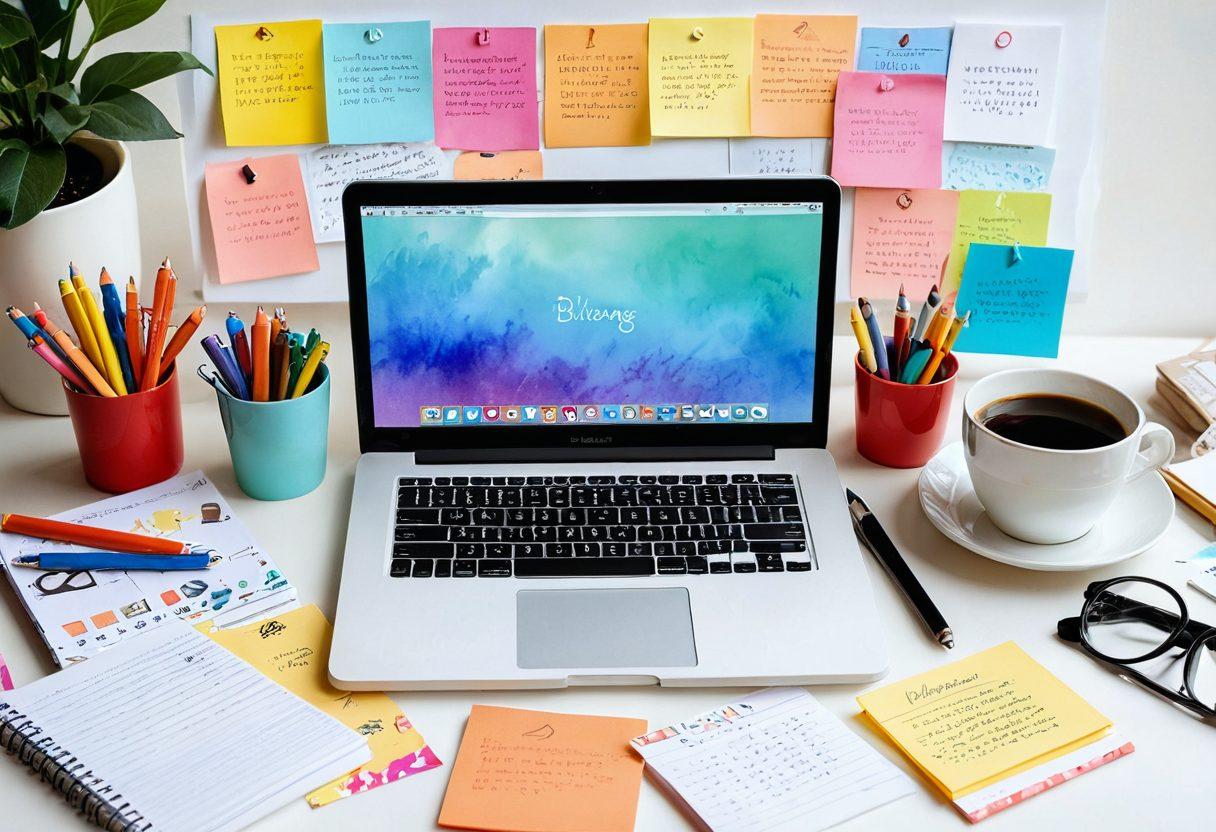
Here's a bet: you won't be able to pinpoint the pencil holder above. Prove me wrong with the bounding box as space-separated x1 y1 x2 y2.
207 364 330 501
855 351 958 468
63 365 184 493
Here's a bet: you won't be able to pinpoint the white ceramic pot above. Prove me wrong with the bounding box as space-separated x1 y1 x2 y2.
0 135 142 415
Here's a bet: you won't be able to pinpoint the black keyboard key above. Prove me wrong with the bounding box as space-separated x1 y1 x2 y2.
548 488 571 507
526 476 546 485
760 486 798 505
547 543 574 557
749 541 807 553
675 541 696 557
686 556 708 574
569 475 586 484
756 554 785 572
744 523 807 540
709 561 732 574
455 543 483 559
574 542 600 557
654 542 675 557
532 526 557 542
589 475 615 485
435 477 451 486
627 542 653 557
731 474 756 483
561 508 587 525
753 506 780 522
474 508 504 525
582 526 606 541
760 474 794 484
680 506 710 524
505 509 532 525
786 561 812 571
479 559 513 577
657 557 686 575
508 476 526 485
411 559 434 577
492 477 507 485
781 506 803 522
451 476 469 486
589 507 618 524
682 474 703 484
727 505 754 523
395 525 447 542
389 559 411 577
397 508 440 523
733 562 758 573
522 488 547 507
397 488 423 507
607 526 635 542
516 543 542 558
471 476 491 486
639 475 657 484
719 485 740 504
398 477 426 485
602 542 626 557
659 475 680 484
393 542 454 558
706 474 728 484
621 507 647 524
650 507 678 524
440 508 471 525
485 543 511 558
434 560 452 577
638 526 663 541
516 557 655 577
699 540 731 555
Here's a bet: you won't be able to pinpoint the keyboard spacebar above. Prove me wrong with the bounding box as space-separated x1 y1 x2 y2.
515 557 656 577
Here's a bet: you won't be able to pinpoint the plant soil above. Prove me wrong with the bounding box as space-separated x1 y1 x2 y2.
48 143 105 210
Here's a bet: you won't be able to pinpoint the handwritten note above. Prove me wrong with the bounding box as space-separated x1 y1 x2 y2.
857 642 1111 799
454 150 543 180
943 189 1051 295
302 143 446 242
944 24 1063 146
851 187 959 300
944 143 1055 191
438 705 646 832
204 154 318 283
728 138 827 175
648 17 753 137
751 14 857 137
322 21 433 144
432 27 539 151
831 71 946 188
858 27 953 75
215 20 327 146
544 24 649 148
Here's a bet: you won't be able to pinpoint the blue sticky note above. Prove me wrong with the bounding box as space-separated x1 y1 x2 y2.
944 144 1056 192
323 21 434 144
952 243 1074 358
857 27 953 75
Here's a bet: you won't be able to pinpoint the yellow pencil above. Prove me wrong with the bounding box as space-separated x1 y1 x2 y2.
72 271 127 395
849 306 877 373
59 279 105 375
923 303 953 351
290 341 329 399
917 311 970 384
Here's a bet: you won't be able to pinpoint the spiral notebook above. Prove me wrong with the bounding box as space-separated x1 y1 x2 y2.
0 618 370 832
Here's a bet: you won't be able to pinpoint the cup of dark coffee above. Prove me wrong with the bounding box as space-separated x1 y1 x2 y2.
963 369 1174 544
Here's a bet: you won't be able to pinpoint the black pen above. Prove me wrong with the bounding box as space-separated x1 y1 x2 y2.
846 489 954 649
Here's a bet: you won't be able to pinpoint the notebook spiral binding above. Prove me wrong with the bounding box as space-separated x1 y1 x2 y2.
0 705 149 832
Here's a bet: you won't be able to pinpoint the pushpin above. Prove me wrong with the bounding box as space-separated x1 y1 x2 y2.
878 76 895 92
896 192 913 210
365 27 383 44
899 33 910 47
477 28 490 45
586 27 596 48
254 25 273 41
240 164 257 184
995 30 1013 48
1011 242 1023 264
691 26 705 41
793 21 808 37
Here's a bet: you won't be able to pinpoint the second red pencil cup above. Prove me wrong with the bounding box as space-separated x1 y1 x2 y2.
855 352 958 468
64 365 185 493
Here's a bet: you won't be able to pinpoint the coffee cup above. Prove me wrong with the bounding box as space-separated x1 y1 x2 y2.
963 369 1174 545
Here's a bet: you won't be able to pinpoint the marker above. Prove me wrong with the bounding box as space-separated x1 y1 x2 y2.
0 513 200 554
291 340 329 398
227 311 252 383
140 258 175 391
849 306 877 373
11 553 212 571
857 298 890 380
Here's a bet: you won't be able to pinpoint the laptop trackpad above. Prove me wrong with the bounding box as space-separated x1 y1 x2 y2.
516 588 697 669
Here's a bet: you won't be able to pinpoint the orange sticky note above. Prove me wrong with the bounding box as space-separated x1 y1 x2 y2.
752 15 858 137
850 187 960 300
438 705 646 832
544 24 650 147
204 154 319 284
454 151 543 181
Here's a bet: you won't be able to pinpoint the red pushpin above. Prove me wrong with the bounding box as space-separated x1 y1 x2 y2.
899 33 910 47
995 31 1013 48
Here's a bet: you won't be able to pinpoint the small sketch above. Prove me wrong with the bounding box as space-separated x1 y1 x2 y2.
131 508 197 536
200 502 229 523
523 723 555 740
121 599 151 618
357 719 384 736
181 580 208 598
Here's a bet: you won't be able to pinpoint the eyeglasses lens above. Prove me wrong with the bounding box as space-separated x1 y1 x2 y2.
1082 579 1182 662
1190 632 1216 711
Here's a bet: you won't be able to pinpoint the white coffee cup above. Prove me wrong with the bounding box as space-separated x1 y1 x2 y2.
963 369 1175 545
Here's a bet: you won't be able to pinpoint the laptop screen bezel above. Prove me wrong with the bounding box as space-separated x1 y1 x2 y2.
343 178 840 454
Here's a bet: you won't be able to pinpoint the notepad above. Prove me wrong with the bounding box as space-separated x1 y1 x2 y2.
1163 453 1216 527
631 687 914 832
0 618 370 832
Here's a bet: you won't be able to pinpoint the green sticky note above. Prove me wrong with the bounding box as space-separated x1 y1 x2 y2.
943 190 1051 297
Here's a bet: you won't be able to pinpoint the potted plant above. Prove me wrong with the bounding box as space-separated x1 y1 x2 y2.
0 1 210 414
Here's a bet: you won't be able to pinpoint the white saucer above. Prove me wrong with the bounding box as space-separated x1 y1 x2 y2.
918 443 1175 571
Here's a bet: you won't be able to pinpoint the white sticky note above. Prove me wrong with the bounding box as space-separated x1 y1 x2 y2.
728 138 828 176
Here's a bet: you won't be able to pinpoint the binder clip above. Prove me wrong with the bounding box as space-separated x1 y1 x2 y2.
1011 242 1023 264
254 25 273 42
241 164 257 185
691 26 705 41
995 31 1013 48
878 76 895 92
586 27 596 49
477 28 490 46
365 27 383 44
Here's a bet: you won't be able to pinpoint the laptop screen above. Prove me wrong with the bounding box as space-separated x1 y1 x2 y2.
358 201 824 429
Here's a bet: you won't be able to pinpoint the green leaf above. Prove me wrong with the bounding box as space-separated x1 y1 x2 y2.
80 50 209 102
38 102 88 143
81 88 179 140
0 139 66 228
20 0 82 48
0 5 36 48
46 82 79 104
83 0 168 42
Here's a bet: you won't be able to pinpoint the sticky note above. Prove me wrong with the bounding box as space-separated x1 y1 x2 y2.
858 27 953 75
432 27 539 151
454 150 543 180
750 15 856 137
944 24 1063 146
648 17 753 137
850 188 960 300
215 20 327 146
944 143 1055 191
322 21 434 144
728 138 827 175
953 243 1073 357
438 704 646 832
943 189 1051 296
831 71 946 188
544 24 650 148
204 154 319 284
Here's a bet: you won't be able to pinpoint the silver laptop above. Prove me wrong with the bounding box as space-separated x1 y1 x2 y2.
330 178 887 690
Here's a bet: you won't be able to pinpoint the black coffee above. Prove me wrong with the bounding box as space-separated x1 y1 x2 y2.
978 394 1128 450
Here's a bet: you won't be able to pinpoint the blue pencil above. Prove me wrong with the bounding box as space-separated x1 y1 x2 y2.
99 272 136 391
858 298 890 380
12 552 212 571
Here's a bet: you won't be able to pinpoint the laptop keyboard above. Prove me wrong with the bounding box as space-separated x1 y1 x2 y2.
390 474 814 578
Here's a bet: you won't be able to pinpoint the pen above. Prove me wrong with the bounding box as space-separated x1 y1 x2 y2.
291 340 329 399
11 553 212 571
893 284 913 376
201 334 250 400
27 335 91 391
911 282 941 342
858 298 889 380
227 311 252 383
849 305 877 373
1 513 200 555
846 489 953 649
9 305 72 367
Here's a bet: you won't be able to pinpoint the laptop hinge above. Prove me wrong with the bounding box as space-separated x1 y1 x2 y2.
414 445 776 465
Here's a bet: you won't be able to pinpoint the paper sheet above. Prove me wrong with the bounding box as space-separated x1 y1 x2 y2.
850 187 960 300
1186 541 1216 602
944 143 1056 191
648 17 753 137
858 27 953 75
214 19 327 146
439 704 646 832
322 21 434 144
432 27 539 151
943 189 1051 295
831 71 946 188
728 138 827 175
543 24 650 148
453 150 543 180
750 15 857 137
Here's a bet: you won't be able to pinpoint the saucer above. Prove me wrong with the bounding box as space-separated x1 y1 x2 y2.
918 443 1175 571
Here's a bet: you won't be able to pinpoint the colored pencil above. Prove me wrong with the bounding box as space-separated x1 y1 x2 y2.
850 306 877 373
893 285 913 376
911 283 941 342
58 278 104 379
140 258 174 391
291 341 329 398
272 332 291 401
11 552 213 571
73 269 126 395
0 513 197 554
125 276 143 387
158 305 207 383
98 268 135 392
917 311 970 384
857 298 890 380
27 335 91 391
38 309 115 397
250 306 270 401
924 303 953 350
227 311 252 382
25 303 73 367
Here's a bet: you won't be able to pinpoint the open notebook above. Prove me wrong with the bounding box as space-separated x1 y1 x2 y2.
0 619 370 832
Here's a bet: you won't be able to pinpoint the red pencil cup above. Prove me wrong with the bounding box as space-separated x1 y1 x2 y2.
63 365 184 493
854 352 958 468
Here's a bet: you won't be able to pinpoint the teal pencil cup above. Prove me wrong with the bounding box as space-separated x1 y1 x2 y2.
202 364 330 501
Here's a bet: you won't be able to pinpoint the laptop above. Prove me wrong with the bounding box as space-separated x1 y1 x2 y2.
330 178 887 690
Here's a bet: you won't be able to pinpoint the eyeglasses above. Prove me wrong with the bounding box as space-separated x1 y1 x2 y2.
33 570 97 596
1058 576 1216 720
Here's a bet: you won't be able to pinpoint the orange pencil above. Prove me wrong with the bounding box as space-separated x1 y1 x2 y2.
1 512 196 554
158 305 206 383
125 276 143 387
140 258 175 391
38 309 116 397
251 306 270 401
269 310 282 346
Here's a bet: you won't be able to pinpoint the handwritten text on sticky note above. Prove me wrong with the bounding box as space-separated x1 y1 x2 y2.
544 24 650 148
831 71 946 188
728 138 827 176
858 27 952 75
944 143 1055 192
851 187 959 300
453 150 543 180
751 14 857 137
648 17 753 137
944 189 1051 295
432 27 539 151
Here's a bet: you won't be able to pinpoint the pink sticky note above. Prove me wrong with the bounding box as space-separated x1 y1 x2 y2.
831 72 946 189
204 154 319 284
432 27 539 151
850 187 959 300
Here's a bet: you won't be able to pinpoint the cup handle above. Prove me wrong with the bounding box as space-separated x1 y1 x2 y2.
1126 422 1175 483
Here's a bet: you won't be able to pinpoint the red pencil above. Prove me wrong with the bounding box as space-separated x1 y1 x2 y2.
893 284 913 375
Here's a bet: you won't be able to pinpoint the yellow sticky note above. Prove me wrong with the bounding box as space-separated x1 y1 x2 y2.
648 17 753 137
215 20 327 146
857 642 1111 799
454 150 543 180
751 14 857 137
201 605 439 807
544 24 650 148
945 190 1051 297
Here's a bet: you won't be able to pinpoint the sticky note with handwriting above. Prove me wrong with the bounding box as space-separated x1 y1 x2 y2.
831 71 946 188
454 151 543 181
858 27 953 75
544 23 650 148
751 14 857 137
322 21 434 144
851 187 959 300
944 143 1055 191
943 189 1051 296
432 27 539 151
438 704 646 832
648 17 753 137
728 138 827 176
215 20 327 146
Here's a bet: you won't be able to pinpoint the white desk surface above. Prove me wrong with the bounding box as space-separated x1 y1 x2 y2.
2 330 1214 830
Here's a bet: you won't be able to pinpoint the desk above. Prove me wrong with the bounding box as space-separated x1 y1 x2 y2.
2 328 1214 830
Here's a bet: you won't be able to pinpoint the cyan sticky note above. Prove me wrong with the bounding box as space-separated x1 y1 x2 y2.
952 243 1074 358
323 21 434 144
857 27 953 75
945 144 1056 192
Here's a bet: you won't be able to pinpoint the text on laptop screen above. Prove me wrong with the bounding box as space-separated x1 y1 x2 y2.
359 202 824 428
